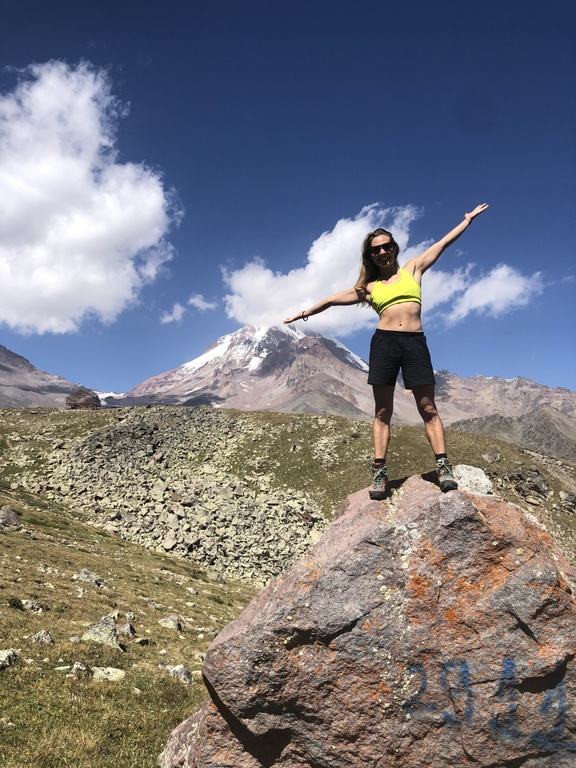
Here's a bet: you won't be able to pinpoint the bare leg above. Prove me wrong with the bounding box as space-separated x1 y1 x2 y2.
411 384 447 455
372 385 395 460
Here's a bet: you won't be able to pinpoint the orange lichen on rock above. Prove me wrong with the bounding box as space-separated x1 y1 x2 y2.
160 476 576 768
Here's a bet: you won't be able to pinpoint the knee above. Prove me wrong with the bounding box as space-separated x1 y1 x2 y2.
418 400 438 423
375 406 393 424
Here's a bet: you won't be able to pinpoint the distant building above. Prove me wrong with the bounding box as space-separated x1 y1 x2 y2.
65 388 101 410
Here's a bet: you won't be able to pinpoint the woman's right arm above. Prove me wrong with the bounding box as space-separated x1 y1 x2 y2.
283 287 365 324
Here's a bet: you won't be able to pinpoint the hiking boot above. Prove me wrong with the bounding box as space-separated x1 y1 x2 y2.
436 458 458 492
369 463 388 500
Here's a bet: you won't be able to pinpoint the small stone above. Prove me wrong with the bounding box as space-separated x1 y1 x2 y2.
72 569 108 588
0 505 21 530
31 630 54 645
161 535 178 551
81 615 122 650
0 649 18 670
22 599 43 613
166 664 193 684
158 615 182 631
117 622 136 638
453 465 494 495
92 667 125 682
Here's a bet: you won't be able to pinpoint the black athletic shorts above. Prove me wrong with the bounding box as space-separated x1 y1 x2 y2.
367 330 436 389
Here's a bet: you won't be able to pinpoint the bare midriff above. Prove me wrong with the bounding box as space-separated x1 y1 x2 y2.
376 301 422 332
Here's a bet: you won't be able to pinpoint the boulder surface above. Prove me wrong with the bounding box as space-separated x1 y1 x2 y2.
159 476 576 768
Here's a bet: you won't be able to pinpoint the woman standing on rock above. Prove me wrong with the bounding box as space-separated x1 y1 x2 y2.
284 203 489 499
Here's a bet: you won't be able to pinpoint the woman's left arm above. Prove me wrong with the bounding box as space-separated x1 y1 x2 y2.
406 203 489 277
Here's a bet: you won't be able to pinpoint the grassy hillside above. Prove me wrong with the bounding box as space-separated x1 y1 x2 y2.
0 406 575 768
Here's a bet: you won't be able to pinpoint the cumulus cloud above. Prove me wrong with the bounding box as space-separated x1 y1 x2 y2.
222 206 546 336
160 294 217 324
160 302 186 324
222 204 425 335
188 293 217 311
443 264 544 324
0 60 181 334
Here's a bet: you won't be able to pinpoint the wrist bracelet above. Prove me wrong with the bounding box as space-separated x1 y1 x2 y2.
301 311 308 322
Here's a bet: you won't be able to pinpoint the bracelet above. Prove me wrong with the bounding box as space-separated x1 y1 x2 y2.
464 215 472 223
301 311 308 322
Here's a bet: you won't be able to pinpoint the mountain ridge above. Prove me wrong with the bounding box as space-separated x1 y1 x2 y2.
452 404 576 462
2 328 576 460
108 324 576 423
0 344 80 407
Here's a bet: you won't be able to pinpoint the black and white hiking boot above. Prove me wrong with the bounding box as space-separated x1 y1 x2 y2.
436 458 458 492
369 463 388 500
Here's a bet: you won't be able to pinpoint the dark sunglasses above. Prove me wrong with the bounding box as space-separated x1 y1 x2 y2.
370 242 395 255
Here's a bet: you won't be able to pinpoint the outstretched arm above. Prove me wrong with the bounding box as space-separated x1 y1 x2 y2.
284 287 365 324
406 203 489 277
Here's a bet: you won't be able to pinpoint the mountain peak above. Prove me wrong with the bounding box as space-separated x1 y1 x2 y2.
105 325 576 456
121 325 372 418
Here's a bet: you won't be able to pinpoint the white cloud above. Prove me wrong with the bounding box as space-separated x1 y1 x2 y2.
222 204 425 335
188 293 217 311
443 264 544 325
0 60 181 334
420 266 474 316
222 207 547 337
160 293 217 323
160 302 186 324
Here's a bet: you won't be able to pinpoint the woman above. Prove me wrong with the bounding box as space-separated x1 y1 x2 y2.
284 203 489 499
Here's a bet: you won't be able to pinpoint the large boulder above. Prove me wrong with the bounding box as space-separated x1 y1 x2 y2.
159 476 576 768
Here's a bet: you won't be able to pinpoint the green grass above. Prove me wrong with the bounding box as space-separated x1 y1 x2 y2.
0 405 575 766
1 669 198 768
0 465 255 768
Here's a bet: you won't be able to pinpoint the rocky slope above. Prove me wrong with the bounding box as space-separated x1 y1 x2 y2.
2 406 576 581
109 326 376 421
452 404 576 462
0 344 80 407
106 326 576 456
9 407 333 585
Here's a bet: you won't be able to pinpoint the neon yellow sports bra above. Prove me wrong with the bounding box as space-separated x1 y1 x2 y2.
368 269 421 316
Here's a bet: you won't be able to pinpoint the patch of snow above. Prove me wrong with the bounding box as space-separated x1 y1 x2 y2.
273 324 306 341
182 334 233 373
326 336 368 372
248 357 263 371
97 391 125 400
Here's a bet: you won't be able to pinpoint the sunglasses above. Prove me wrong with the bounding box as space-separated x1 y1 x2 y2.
370 242 395 256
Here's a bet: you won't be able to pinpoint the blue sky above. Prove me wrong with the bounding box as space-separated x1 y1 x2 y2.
0 0 574 394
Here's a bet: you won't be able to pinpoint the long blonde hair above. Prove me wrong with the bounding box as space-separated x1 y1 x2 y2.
354 227 400 290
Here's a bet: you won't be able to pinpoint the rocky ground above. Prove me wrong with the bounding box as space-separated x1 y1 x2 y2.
1 405 576 768
7 407 331 585
1 406 576 579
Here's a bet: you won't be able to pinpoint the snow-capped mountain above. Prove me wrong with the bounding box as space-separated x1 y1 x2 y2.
1 327 575 458
105 325 576 430
109 325 377 420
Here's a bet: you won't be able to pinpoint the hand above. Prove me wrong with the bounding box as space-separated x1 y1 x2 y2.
283 313 301 324
465 203 489 222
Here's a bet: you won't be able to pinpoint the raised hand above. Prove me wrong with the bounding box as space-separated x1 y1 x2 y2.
464 203 489 222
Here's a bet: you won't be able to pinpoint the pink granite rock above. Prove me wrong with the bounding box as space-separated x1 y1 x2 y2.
159 476 576 767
